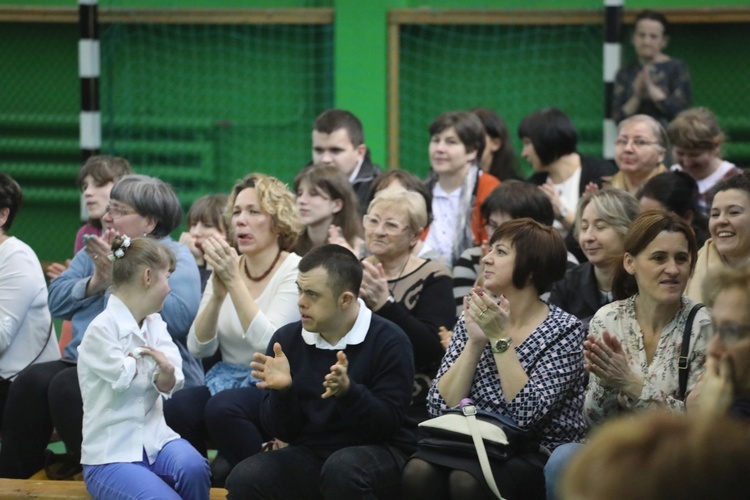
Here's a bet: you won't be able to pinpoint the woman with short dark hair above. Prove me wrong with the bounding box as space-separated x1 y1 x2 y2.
402 218 586 500
521 108 618 242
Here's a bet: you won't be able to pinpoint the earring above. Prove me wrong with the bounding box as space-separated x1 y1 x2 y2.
143 232 148 237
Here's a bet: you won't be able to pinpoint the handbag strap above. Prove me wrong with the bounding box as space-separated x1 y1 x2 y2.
678 303 704 399
461 401 506 500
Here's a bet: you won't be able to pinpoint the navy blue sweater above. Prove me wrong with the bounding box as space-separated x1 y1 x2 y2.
260 315 419 454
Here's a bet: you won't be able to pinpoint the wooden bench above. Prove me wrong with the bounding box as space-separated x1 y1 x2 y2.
0 478 228 499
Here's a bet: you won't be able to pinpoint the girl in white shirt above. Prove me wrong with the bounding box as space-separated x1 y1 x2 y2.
77 236 210 500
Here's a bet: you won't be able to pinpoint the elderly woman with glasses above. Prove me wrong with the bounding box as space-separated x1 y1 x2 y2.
359 187 456 420
604 114 669 195
0 174 203 480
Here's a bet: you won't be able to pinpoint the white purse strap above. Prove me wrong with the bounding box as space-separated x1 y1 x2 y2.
462 403 505 500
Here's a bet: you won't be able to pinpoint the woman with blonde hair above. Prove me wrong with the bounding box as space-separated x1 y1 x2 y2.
359 187 455 419
164 173 303 483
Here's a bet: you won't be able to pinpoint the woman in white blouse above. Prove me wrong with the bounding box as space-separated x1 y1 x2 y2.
164 173 303 477
545 210 712 500
0 173 60 424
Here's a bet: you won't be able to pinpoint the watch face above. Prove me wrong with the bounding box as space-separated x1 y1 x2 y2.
493 338 512 353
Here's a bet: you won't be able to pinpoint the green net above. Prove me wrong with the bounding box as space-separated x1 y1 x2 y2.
100 17 334 200
398 22 603 177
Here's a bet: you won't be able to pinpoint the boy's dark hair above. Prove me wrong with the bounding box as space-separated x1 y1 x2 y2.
480 181 554 226
518 108 578 166
313 109 365 147
75 155 132 190
298 244 362 298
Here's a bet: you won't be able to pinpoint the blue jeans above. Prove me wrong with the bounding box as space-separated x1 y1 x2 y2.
226 444 407 500
544 442 583 500
82 439 210 500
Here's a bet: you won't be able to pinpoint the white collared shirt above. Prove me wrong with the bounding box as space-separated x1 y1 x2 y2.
301 299 372 350
348 158 366 183
77 295 184 465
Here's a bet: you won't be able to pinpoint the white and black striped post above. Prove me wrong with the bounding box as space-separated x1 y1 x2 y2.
79 0 100 161
603 0 623 159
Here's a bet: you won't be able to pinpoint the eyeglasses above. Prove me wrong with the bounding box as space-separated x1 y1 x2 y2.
362 215 407 235
713 322 750 344
614 137 659 149
104 204 137 219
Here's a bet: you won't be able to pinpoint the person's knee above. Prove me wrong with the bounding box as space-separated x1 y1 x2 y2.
449 469 486 498
225 455 266 499
320 448 370 492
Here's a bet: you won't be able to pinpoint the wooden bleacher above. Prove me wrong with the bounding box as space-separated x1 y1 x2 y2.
0 478 228 499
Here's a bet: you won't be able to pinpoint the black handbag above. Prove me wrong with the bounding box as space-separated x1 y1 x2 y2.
417 400 542 499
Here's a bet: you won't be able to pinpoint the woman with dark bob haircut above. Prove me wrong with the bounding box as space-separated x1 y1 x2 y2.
402 218 587 500
521 108 617 258
0 175 203 480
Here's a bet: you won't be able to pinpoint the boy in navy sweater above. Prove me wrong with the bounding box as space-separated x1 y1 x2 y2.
225 244 418 499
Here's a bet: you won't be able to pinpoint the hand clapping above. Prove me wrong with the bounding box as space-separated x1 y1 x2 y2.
322 351 350 399
464 287 509 345
251 342 292 391
584 331 642 395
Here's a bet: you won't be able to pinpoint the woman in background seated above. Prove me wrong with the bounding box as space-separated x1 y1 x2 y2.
550 189 641 331
0 174 60 426
604 114 668 195
637 171 709 247
293 163 363 257
686 172 750 301
668 107 742 217
472 107 519 181
180 193 229 293
46 155 132 279
403 219 586 500
165 173 303 482
359 188 455 420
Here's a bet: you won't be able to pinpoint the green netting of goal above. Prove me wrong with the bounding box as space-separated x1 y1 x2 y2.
397 21 750 178
99 8 334 204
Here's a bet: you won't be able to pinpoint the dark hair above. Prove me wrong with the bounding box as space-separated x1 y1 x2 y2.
480 181 554 226
635 9 670 36
293 164 363 256
612 210 698 300
109 175 183 239
638 172 709 244
313 109 364 147
712 170 750 200
368 169 433 226
110 236 176 289
0 173 23 232
75 155 132 191
489 218 567 294
187 193 228 232
429 111 486 163
227 173 303 252
517 108 578 166
298 244 362 298
472 107 519 181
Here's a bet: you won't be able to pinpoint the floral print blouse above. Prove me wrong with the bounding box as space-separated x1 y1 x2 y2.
584 295 712 426
427 305 587 450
